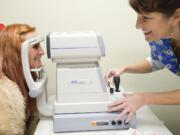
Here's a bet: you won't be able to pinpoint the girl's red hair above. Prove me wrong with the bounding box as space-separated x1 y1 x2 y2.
0 24 36 113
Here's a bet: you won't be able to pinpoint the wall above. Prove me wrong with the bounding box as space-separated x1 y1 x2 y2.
0 0 180 134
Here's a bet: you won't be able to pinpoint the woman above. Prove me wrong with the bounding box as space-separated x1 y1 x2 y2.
0 24 44 135
105 0 180 123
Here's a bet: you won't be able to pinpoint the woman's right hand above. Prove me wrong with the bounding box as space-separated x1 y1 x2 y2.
104 66 126 83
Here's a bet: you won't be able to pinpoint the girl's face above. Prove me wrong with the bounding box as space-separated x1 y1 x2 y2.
25 32 45 68
136 12 173 42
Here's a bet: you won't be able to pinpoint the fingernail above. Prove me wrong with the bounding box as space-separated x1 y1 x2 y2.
125 119 129 123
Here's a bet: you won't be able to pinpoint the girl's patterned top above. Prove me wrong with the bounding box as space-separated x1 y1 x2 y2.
149 38 180 76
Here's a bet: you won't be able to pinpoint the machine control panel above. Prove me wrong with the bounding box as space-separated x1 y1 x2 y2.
53 76 136 132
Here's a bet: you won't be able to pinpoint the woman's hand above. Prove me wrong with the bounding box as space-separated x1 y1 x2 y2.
107 93 145 122
104 67 126 83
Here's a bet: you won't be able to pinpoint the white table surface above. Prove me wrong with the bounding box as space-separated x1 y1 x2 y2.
34 106 172 135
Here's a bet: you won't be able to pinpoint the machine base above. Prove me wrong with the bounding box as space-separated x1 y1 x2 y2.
53 112 136 132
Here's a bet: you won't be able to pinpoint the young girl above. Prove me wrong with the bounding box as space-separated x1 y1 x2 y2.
0 24 44 135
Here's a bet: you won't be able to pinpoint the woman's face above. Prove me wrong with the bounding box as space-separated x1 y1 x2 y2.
136 12 173 42
25 32 45 68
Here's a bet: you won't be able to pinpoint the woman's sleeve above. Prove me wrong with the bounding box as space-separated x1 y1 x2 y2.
146 56 165 72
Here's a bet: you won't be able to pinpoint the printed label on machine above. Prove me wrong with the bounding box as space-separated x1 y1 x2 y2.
69 79 92 85
90 120 109 126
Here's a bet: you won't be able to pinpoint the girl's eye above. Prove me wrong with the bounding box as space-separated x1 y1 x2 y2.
32 43 40 49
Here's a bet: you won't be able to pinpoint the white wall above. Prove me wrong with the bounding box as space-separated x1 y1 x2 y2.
1 0 180 134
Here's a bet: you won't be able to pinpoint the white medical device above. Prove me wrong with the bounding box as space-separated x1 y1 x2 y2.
21 32 136 133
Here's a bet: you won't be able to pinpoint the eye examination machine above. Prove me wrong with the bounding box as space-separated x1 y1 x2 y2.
21 31 136 133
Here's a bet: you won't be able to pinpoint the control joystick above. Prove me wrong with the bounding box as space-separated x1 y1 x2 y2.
113 76 120 92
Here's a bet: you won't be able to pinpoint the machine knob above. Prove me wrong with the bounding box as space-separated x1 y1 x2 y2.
117 120 122 125
109 87 114 94
111 120 116 125
113 76 120 92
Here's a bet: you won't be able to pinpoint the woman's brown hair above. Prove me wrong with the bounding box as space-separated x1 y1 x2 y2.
129 0 180 17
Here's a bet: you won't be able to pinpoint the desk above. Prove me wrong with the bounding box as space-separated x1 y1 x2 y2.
34 106 172 135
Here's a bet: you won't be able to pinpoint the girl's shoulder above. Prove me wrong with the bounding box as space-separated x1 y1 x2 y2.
0 76 26 135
